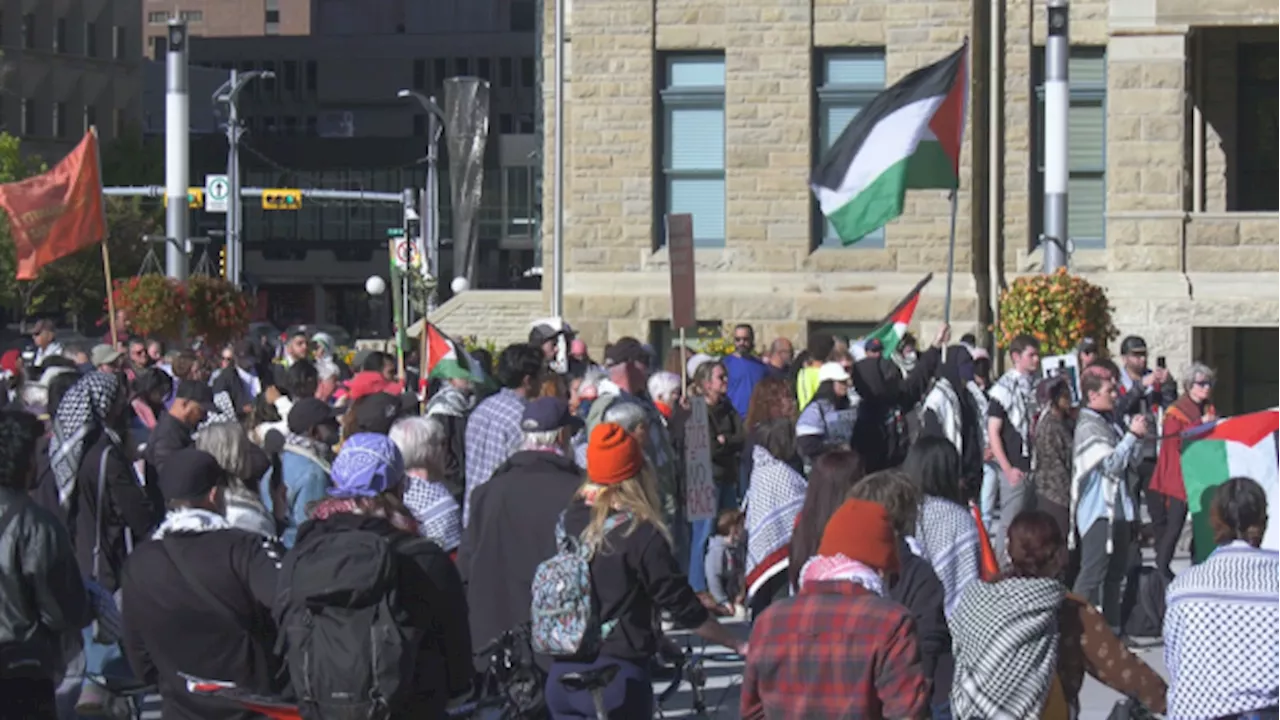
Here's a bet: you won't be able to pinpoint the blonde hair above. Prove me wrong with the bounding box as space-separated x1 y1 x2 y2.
578 463 671 554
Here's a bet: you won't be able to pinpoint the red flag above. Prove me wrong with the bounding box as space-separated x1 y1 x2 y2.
0 131 106 280
971 501 1001 581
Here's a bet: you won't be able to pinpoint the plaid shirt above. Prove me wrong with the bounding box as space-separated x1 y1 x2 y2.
742 581 930 720
462 388 528 527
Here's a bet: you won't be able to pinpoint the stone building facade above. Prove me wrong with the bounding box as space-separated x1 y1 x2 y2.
432 0 1279 414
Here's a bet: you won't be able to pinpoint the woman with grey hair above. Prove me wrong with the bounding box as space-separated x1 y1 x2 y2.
1148 361 1217 579
195 422 279 539
390 415 463 554
646 370 682 421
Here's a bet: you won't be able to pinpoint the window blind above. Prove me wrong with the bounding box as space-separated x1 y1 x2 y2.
667 107 725 171
1068 101 1105 170
824 55 886 86
668 177 725 245
668 58 725 89
1068 176 1105 243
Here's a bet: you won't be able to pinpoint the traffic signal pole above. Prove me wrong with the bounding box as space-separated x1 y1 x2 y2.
164 20 190 280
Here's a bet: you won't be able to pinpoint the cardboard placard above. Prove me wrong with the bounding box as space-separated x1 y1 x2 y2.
683 396 718 522
667 214 697 331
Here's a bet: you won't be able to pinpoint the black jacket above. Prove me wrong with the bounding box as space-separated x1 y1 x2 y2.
143 412 195 477
670 398 745 486
121 525 284 720
851 349 940 472
887 539 953 706
291 514 472 717
0 488 92 681
459 450 581 671
69 435 164 592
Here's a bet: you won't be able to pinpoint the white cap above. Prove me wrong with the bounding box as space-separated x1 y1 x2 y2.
686 353 714 378
817 362 851 384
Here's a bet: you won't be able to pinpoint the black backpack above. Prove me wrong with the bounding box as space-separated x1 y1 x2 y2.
1123 566 1169 639
275 528 422 720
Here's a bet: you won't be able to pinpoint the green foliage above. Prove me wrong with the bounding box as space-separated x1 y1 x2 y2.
0 132 160 328
460 335 500 357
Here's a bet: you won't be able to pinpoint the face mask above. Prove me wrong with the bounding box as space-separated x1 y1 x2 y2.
903 351 917 363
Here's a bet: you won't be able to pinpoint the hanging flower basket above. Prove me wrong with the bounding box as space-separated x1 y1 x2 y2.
995 268 1118 355
184 275 253 348
109 275 187 342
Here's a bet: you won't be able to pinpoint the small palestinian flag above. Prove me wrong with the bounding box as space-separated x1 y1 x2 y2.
424 323 470 381
1181 408 1279 561
812 43 968 244
862 273 932 356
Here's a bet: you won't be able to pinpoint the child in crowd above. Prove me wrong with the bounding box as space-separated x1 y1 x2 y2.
704 509 746 616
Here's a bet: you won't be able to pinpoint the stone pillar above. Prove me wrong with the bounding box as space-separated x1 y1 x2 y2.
1106 33 1188 272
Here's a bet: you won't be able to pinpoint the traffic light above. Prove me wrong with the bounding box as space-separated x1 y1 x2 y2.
219 246 227 278
262 189 302 210
162 188 204 208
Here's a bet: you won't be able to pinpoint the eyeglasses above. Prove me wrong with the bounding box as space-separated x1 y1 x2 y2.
1193 380 1214 388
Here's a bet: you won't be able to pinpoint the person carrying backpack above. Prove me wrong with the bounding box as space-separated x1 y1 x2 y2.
276 433 472 720
535 423 745 720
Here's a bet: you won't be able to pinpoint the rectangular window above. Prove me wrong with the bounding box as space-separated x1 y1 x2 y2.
304 115 318 136
510 0 535 32
813 50 887 249
20 99 32 135
412 59 426 90
85 22 97 57
265 10 280 23
1236 42 1278 211
149 35 167 60
477 57 492 82
265 21 280 34
434 58 448 89
499 57 513 87
807 321 877 343
22 13 34 49
499 113 514 134
518 115 535 133
112 26 125 59
305 60 318 93
52 102 65 138
283 116 298 135
455 57 470 77
147 11 169 24
55 18 66 52
261 61 277 94
84 105 96 133
263 116 278 134
519 57 535 87
1032 47 1107 249
505 166 533 236
180 10 203 22
658 55 726 248
283 60 298 92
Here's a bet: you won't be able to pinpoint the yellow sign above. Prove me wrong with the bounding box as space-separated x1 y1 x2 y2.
162 188 204 208
262 189 302 210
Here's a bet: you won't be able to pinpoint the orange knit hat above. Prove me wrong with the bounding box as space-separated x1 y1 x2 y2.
586 422 644 485
817 498 900 573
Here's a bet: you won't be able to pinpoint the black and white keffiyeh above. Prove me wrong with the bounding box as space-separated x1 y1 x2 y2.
49 371 123 508
913 495 981 617
403 473 463 552
989 369 1035 459
743 445 807 599
950 577 1066 720
922 377 963 453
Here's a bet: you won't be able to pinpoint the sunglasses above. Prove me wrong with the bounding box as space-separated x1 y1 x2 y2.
1193 380 1214 388
733 336 751 342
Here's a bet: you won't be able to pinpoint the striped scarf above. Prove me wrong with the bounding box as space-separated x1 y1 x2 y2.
743 445 807 599
1070 408 1122 553
1165 542 1280 720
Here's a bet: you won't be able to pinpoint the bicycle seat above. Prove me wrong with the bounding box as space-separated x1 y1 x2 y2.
558 664 619 693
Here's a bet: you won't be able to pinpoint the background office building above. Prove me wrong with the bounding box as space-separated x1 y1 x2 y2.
430 0 1278 418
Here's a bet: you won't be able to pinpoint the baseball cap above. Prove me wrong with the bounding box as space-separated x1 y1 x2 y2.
1077 337 1099 354
287 397 340 434
175 379 216 412
686 353 714 378
817 362 851 383
1120 336 1147 355
865 338 884 353
603 337 648 367
29 319 55 334
159 449 224 502
529 324 562 347
90 344 123 366
520 396 584 433
353 392 403 435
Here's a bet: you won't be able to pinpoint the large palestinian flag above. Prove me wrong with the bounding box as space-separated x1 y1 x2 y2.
811 43 968 244
861 273 932 357
1180 408 1279 561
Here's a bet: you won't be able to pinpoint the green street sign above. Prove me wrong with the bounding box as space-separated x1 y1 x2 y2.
386 228 405 237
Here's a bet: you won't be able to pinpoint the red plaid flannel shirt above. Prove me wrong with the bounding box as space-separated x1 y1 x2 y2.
741 580 930 719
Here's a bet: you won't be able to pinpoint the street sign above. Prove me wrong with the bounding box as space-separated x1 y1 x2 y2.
392 237 418 269
386 228 405 237
204 174 230 213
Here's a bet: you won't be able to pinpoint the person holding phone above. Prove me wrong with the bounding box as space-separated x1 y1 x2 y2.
1114 337 1177 513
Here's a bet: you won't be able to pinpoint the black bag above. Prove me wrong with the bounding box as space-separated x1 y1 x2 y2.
275 529 421 720
1123 566 1169 639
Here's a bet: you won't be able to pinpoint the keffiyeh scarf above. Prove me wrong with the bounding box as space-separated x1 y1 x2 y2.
1070 408 1122 553
743 445 807 599
797 553 885 596
913 495 982 618
1165 542 1280 720
403 473 463 552
950 577 1066 720
989 370 1035 459
425 385 473 418
923 377 963 454
49 372 123 508
151 507 231 540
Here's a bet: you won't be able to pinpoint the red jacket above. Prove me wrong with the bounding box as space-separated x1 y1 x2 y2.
1149 395 1213 503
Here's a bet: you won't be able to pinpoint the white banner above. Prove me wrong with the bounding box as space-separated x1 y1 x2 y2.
683 396 718 522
